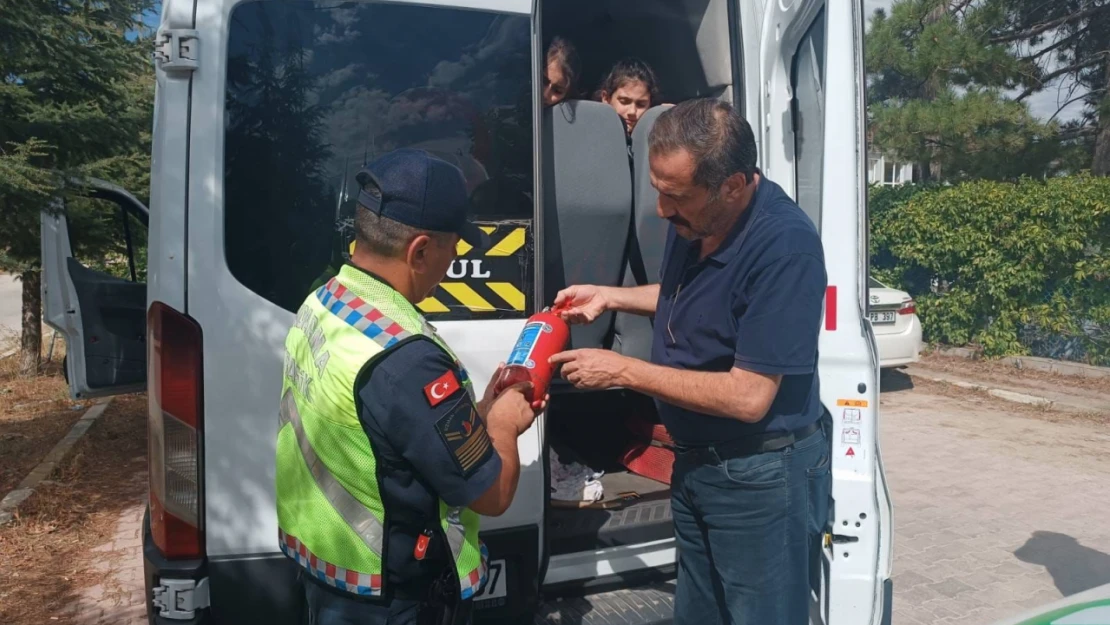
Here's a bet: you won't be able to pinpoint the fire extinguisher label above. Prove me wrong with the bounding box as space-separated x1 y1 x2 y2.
506 321 546 369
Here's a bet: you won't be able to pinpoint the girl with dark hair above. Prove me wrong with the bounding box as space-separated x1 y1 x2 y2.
597 58 660 136
543 36 580 106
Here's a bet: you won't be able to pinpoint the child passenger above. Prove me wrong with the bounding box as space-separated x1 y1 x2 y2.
543 37 580 107
597 58 660 137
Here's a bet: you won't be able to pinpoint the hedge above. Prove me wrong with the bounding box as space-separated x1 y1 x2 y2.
869 174 1110 365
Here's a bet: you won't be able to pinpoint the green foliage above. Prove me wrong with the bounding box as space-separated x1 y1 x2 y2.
866 0 1064 181
868 182 938 286
0 0 156 273
870 175 1110 364
66 197 148 282
867 0 1025 95
982 0 1110 174
870 89 1060 180
0 140 62 272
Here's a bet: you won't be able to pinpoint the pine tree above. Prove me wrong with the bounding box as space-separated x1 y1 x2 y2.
867 0 1061 181
0 0 155 374
984 0 1110 175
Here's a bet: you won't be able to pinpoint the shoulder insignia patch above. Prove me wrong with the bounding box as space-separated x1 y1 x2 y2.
424 370 461 407
435 401 492 475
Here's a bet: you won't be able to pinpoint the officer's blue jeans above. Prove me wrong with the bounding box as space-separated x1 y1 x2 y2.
671 424 831 625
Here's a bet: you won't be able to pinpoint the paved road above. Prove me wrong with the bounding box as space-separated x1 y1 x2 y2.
0 273 21 343
881 373 1110 625
64 374 1110 625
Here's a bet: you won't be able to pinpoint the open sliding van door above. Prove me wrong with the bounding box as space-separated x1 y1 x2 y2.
744 0 894 624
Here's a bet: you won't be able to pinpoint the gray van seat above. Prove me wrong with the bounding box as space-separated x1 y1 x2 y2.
612 105 673 361
543 100 633 350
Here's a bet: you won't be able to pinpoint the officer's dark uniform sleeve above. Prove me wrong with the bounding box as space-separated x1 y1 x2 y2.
358 339 501 508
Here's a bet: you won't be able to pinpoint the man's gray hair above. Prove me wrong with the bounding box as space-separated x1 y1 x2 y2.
648 98 758 191
354 205 451 258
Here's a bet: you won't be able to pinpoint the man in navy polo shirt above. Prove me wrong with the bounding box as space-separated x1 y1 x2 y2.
550 99 831 625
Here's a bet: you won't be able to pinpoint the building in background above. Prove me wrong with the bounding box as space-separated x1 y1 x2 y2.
867 150 917 186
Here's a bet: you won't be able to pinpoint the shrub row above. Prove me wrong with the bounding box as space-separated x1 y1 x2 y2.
869 174 1110 365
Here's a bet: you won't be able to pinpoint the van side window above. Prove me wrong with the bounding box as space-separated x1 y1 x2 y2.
66 196 148 284
223 2 534 316
791 11 826 231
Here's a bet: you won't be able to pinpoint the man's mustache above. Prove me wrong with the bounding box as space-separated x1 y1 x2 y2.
667 216 691 228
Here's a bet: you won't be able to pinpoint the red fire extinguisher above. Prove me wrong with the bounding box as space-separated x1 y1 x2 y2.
493 306 570 406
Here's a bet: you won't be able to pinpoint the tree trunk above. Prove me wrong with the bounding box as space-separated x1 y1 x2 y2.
1095 119 1110 176
1093 63 1110 176
918 159 933 183
18 269 42 376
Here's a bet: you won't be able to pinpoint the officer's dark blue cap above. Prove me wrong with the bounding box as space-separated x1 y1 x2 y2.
356 149 489 250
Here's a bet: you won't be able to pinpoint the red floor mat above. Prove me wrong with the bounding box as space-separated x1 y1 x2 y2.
620 442 674 485
624 414 675 446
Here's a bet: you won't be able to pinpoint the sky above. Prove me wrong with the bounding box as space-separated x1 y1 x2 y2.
863 0 1087 123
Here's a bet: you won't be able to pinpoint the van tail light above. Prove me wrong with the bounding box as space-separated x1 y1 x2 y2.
148 301 205 560
899 300 916 315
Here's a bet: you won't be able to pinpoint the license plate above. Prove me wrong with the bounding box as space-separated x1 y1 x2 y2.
475 559 507 601
869 311 896 324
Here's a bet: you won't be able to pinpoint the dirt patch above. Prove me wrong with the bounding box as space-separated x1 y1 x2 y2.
0 335 92 494
0 393 147 625
882 369 1110 426
921 352 1110 394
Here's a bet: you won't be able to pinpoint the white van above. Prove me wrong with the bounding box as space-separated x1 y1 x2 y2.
41 0 893 623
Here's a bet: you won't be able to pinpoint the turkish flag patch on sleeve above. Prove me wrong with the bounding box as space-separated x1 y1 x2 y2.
424 370 461 407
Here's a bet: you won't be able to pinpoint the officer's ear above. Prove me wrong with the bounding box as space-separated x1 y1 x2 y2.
406 234 434 273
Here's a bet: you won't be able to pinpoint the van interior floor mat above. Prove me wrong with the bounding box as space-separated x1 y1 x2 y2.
548 471 672 556
620 442 674 485
624 413 675 446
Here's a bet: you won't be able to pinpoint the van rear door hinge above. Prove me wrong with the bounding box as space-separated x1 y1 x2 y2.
154 28 198 73
152 577 210 619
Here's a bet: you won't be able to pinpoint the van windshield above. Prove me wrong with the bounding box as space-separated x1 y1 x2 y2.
223 1 534 315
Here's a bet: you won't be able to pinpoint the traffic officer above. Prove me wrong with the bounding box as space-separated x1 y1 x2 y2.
550 99 831 625
275 148 542 625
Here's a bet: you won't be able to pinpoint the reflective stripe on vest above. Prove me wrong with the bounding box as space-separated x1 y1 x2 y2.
444 507 488 599
319 277 477 401
280 529 383 595
279 390 384 556
317 278 412 349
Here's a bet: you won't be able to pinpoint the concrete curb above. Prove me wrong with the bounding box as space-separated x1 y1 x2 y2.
930 346 1110 380
903 368 1055 409
0 397 113 525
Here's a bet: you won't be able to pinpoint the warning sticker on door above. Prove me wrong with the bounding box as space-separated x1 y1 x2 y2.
842 408 861 423
837 399 869 408
345 220 533 320
841 427 861 445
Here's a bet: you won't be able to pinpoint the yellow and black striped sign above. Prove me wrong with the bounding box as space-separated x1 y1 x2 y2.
347 222 532 320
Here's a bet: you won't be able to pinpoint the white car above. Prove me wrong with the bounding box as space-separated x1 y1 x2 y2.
868 277 922 368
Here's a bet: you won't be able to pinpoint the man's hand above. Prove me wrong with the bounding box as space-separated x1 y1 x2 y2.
549 349 635 391
553 285 609 325
485 384 541 436
479 363 550 416
477 362 506 417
